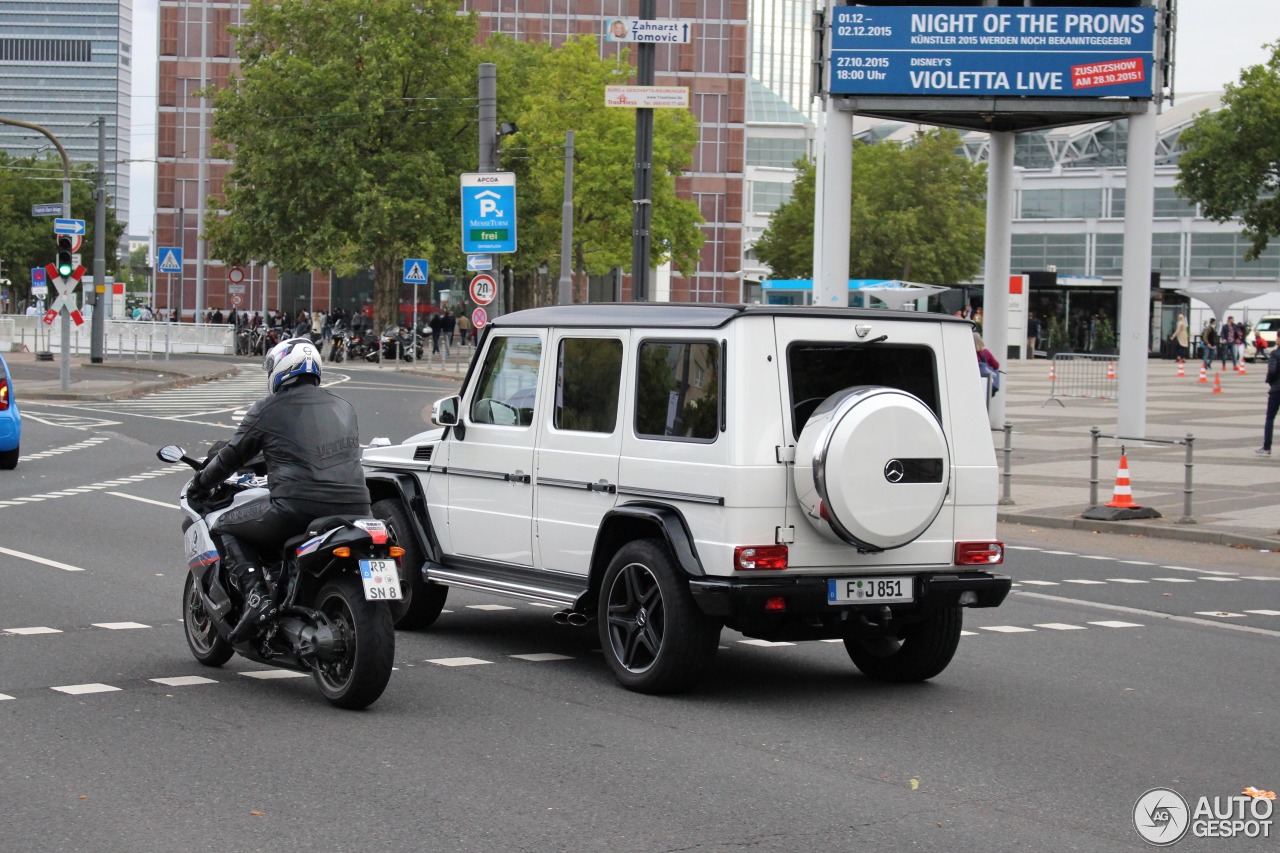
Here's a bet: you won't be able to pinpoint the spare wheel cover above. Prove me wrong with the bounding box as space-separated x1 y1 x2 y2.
800 386 950 550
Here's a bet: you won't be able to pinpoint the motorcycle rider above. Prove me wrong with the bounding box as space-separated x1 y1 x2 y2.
189 337 371 640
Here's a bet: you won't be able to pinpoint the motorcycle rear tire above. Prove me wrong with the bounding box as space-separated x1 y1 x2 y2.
311 575 395 709
183 573 234 666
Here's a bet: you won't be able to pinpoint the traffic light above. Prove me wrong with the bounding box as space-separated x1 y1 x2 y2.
55 235 74 278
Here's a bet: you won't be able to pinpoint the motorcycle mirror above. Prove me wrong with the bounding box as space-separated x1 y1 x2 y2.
157 445 186 463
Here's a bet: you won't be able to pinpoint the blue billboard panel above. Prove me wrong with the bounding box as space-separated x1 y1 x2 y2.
829 6 1156 98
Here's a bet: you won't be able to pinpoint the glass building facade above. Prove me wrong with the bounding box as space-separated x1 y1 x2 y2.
0 0 132 225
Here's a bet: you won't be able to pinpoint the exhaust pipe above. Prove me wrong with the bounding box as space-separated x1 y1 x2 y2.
553 609 594 627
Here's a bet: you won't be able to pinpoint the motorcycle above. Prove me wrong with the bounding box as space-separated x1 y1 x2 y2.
363 326 421 362
158 444 398 709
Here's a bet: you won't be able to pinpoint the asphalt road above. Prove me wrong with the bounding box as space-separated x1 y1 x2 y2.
1 364 1276 852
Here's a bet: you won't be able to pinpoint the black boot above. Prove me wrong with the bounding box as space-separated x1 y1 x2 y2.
230 567 277 643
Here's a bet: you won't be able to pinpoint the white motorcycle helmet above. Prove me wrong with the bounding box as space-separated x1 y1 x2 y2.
263 337 322 393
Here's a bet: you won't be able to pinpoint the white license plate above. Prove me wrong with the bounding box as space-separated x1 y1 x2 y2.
827 576 914 604
359 559 401 602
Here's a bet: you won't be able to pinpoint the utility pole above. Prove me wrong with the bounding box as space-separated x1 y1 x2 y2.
558 130 575 305
629 0 656 301
91 116 106 363
478 63 502 316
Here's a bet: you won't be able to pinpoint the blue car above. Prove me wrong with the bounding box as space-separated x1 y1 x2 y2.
0 353 20 469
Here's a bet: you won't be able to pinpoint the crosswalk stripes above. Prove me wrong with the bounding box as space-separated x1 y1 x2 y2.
70 368 265 419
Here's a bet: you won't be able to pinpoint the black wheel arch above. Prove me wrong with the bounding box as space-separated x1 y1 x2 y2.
580 501 705 612
365 470 441 563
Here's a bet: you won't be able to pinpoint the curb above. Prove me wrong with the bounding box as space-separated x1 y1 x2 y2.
999 511 1280 552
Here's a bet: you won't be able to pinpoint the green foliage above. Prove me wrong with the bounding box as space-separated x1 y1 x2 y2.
1176 42 1280 260
0 152 124 306
753 128 987 284
1093 317 1115 351
1046 314 1070 351
207 0 479 330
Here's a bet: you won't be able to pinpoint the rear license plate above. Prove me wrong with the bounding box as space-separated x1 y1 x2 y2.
359 559 401 601
827 576 914 604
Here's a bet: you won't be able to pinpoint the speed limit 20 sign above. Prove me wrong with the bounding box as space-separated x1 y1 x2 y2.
469 273 496 306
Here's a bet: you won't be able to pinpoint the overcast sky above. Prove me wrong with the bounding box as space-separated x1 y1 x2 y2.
124 0 1278 236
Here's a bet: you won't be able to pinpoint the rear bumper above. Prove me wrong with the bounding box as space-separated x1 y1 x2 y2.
691 571 1008 617
0 410 19 450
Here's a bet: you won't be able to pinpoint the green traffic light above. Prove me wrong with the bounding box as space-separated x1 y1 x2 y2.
57 256 73 277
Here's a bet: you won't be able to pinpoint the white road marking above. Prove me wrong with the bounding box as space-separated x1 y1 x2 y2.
1195 611 1245 618
1064 579 1107 585
427 657 492 667
738 639 796 647
466 604 516 611
0 693 13 700
151 676 217 686
1106 578 1149 584
1034 623 1088 631
4 626 62 635
1152 577 1195 583
960 630 978 636
51 683 121 695
1042 550 1077 556
106 491 176 509
1017 590 1280 638
240 670 308 680
92 622 150 630
510 653 573 662
0 547 84 572
1245 609 1280 616
1161 565 1236 576
1079 555 1112 561
979 626 1036 633
1087 621 1143 628
1005 546 1041 551
528 602 557 608
1021 580 1060 586
1241 576 1280 581
1197 577 1242 582
1118 560 1155 566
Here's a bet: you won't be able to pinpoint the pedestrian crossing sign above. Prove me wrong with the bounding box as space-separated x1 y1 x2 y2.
158 247 183 274
402 258 429 285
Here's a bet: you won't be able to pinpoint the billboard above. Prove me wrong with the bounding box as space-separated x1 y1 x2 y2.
829 5 1157 98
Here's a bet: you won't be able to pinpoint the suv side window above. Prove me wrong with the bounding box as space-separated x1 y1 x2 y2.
470 335 542 426
788 343 939 437
554 338 623 433
635 339 720 441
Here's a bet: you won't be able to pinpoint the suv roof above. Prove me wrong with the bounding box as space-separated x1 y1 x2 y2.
491 303 975 331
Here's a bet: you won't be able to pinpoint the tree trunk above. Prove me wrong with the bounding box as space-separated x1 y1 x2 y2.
373 259 398 331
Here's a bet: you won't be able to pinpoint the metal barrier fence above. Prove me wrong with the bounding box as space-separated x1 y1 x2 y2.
1045 353 1118 406
1 314 234 357
1089 426 1197 524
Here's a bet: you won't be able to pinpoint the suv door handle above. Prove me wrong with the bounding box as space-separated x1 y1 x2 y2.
509 471 532 484
588 480 617 494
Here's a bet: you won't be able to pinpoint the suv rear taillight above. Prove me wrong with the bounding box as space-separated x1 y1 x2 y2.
955 541 1003 565
0 377 9 411
734 545 788 571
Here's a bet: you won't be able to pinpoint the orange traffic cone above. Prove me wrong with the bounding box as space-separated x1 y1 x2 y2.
1104 453 1140 509
1213 372 1223 394
1238 362 1247 375
1176 358 1185 378
1048 361 1056 381
1106 361 1116 380
1198 363 1208 383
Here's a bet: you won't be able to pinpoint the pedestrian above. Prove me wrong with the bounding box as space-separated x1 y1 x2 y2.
974 331 1000 397
1222 316 1240 370
429 312 443 354
1169 313 1189 360
1234 317 1248 367
1201 318 1219 369
443 312 456 354
1026 314 1040 358
457 312 471 347
1257 342 1280 456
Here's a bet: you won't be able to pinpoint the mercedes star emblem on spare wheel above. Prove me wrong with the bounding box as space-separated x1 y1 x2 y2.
883 459 905 483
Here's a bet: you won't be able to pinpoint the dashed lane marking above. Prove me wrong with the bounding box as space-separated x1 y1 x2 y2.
1021 580 1059 586
1063 579 1107 585
1246 609 1280 616
92 622 149 630
0 547 84 572
1034 623 1088 631
979 626 1037 633
510 653 573 662
13 436 112 461
1015 591 1280 639
1087 621 1144 628
0 467 184 511
240 670 308 680
427 657 492 667
51 683 121 696
106 491 176 509
1152 577 1196 584
1106 578 1149 584
1197 577 1242 582
738 639 796 647
0 693 13 700
4 626 62 635
466 604 517 611
1196 611 1246 618
151 676 217 687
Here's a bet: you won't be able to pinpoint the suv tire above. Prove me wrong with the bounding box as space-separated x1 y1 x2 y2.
843 605 962 682
373 498 448 630
598 539 720 695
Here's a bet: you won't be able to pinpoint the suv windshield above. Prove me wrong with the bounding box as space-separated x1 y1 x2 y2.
788 343 939 437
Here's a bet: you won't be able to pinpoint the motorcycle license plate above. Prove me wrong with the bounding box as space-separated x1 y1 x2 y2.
359 559 401 601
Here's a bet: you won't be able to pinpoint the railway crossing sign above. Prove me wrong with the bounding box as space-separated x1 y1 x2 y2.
42 262 85 326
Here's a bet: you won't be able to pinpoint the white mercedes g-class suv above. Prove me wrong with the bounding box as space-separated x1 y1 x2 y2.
362 303 1009 693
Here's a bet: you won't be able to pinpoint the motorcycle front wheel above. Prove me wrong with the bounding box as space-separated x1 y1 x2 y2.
311 575 395 709
183 573 234 666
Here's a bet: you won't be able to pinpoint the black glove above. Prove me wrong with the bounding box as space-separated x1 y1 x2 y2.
188 473 211 500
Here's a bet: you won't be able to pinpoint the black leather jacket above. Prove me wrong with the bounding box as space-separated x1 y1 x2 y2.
1267 346 1280 390
195 379 371 507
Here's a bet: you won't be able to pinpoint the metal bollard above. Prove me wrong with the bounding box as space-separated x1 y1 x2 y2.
1179 434 1196 524
1088 426 1101 509
999 422 1014 505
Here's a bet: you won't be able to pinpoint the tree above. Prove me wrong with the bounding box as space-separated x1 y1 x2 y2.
207 0 479 331
0 152 124 307
1177 42 1280 260
753 128 987 284
483 35 703 306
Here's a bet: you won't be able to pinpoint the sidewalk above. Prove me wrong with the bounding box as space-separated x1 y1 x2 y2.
10 349 1280 551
